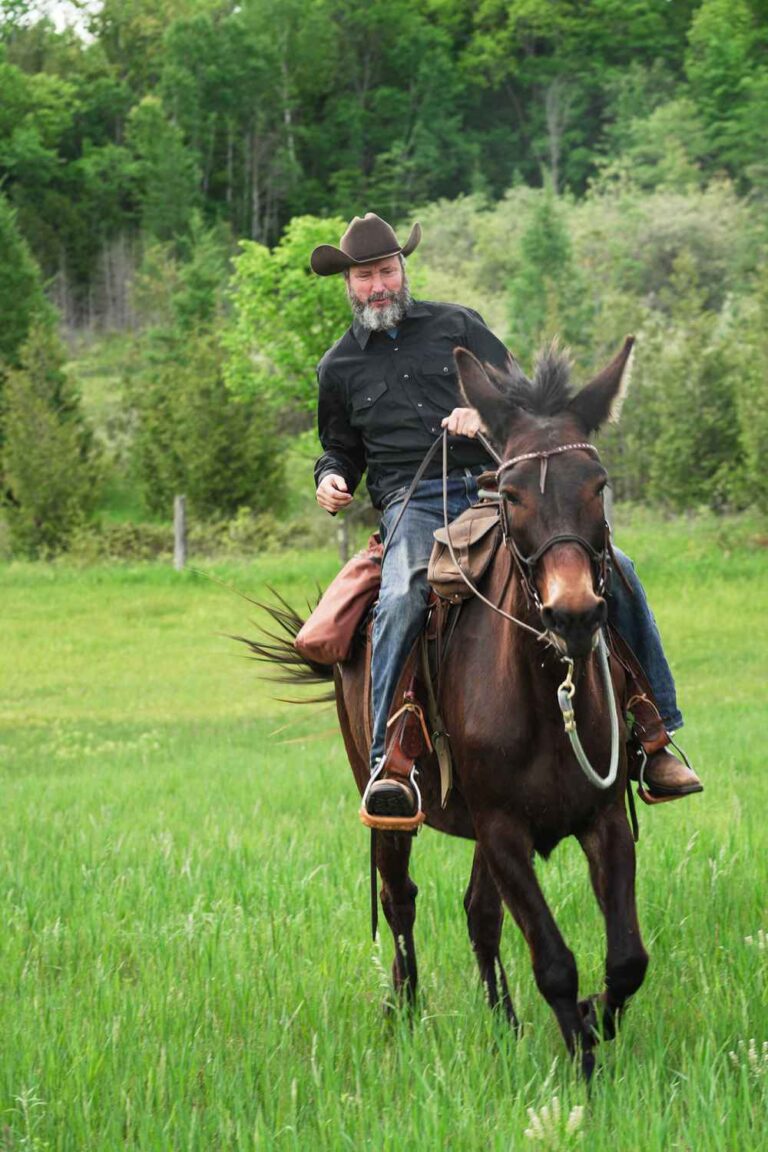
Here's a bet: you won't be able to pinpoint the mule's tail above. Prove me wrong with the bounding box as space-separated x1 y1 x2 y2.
232 586 335 700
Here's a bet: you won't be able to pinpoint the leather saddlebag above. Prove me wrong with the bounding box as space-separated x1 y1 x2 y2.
428 503 501 603
294 534 383 664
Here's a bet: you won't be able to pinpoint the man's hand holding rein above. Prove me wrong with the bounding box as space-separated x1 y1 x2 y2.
441 407 485 438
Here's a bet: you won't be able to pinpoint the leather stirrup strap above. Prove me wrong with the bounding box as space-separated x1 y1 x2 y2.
420 633 453 807
382 664 431 779
607 626 670 754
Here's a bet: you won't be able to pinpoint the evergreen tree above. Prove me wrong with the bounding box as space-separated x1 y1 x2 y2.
126 95 200 243
126 220 283 518
686 0 768 184
730 265 768 511
641 254 743 510
0 191 48 368
2 320 101 555
506 188 593 363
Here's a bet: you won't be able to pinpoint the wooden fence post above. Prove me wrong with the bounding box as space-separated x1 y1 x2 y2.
174 495 187 570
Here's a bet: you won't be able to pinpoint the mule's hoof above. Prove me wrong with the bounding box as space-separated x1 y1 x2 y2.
578 996 600 1039
579 994 617 1042
382 992 419 1024
581 1049 597 1084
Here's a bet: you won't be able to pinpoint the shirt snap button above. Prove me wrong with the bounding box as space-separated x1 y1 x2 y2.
442 366 449 373
404 374 409 380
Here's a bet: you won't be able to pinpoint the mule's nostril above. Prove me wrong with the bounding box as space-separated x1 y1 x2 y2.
541 606 555 630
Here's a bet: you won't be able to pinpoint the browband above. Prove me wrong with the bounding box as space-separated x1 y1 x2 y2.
496 442 600 494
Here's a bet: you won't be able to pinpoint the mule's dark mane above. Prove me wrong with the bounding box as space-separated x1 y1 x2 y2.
488 340 574 417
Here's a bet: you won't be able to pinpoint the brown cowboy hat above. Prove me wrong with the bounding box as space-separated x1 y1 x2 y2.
310 212 422 276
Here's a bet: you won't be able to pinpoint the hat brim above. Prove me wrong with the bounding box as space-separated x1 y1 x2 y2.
310 222 422 276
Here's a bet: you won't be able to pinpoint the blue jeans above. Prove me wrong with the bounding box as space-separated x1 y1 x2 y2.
369 480 682 765
608 548 683 731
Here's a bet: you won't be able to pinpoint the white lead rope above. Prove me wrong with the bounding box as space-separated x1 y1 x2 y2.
556 633 620 789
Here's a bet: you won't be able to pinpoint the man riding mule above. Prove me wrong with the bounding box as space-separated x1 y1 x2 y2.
310 212 702 825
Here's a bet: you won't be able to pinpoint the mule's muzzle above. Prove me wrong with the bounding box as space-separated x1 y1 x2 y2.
540 599 607 659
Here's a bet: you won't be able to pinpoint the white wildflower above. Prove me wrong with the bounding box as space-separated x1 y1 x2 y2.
729 1038 768 1080
744 929 767 951
524 1095 584 1146
566 1105 585 1136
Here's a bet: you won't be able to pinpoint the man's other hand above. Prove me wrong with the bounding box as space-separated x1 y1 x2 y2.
316 474 354 513
441 407 485 438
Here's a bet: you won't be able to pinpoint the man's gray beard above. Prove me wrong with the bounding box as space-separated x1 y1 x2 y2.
347 276 412 331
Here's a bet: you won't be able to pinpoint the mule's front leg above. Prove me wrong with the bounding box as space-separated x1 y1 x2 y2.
478 817 596 1080
579 809 648 1040
376 831 419 1006
464 844 519 1029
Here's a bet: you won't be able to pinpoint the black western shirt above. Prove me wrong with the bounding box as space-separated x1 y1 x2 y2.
314 300 511 509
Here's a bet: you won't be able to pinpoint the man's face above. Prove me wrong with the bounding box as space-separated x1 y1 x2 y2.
347 257 404 307
345 256 410 331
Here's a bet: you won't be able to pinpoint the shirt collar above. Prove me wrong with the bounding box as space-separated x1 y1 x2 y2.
351 299 431 350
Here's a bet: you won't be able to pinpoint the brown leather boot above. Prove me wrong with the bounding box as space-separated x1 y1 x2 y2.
641 747 703 801
632 711 703 803
360 685 429 832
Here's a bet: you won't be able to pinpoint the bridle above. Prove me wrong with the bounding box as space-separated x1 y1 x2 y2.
493 441 611 611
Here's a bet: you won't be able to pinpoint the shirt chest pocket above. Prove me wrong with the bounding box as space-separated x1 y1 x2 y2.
421 356 460 412
349 378 389 427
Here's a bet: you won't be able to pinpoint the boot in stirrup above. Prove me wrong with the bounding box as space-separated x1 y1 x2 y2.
360 756 426 832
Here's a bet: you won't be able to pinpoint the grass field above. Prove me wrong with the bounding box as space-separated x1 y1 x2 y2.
1 513 767 1150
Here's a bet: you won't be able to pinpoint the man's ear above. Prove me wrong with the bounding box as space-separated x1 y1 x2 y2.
566 336 635 433
454 347 516 445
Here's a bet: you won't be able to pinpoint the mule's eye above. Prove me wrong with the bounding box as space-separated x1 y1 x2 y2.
503 489 521 507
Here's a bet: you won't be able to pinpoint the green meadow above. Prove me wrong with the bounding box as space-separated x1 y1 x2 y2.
1 512 767 1151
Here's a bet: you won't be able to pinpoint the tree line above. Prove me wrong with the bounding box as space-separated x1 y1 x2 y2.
1 0 767 322
0 0 766 557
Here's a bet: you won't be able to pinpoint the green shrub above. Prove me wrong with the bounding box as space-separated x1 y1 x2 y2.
65 507 331 564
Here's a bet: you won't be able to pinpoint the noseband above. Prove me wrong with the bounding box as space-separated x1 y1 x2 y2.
495 442 610 608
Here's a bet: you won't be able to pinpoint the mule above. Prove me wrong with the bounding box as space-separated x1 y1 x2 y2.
258 337 648 1080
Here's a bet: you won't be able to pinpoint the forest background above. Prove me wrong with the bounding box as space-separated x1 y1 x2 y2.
1 0 767 559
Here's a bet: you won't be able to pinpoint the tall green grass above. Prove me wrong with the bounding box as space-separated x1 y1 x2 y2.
1 518 766 1150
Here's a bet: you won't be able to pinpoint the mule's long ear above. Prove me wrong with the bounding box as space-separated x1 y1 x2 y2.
454 347 516 445
567 336 635 433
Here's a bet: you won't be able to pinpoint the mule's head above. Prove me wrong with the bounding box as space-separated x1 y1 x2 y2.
456 337 635 658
